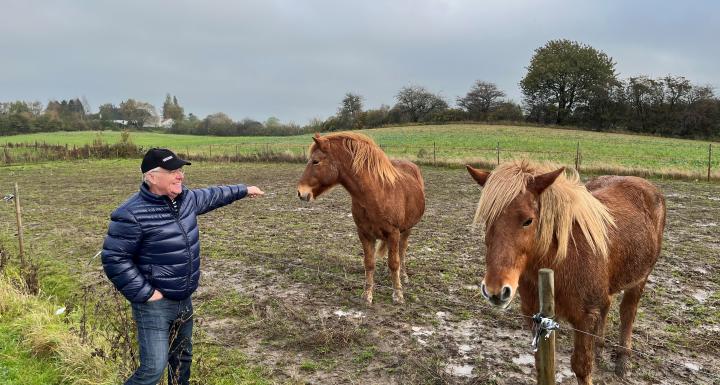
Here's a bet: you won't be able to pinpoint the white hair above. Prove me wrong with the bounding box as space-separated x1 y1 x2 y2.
142 167 162 184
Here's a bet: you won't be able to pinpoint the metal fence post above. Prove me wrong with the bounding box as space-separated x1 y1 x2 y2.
537 268 556 385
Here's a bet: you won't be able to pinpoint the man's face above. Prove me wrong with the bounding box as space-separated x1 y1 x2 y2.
147 168 185 199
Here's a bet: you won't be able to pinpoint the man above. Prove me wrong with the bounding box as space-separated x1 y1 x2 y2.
101 148 263 385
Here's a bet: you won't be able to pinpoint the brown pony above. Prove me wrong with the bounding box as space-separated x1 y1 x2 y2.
466 160 665 385
297 133 425 305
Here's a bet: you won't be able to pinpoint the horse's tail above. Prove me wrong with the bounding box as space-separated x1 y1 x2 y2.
652 188 667 253
376 240 388 258
413 164 425 192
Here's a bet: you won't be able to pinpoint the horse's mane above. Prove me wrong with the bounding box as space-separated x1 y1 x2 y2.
473 160 615 261
314 132 401 185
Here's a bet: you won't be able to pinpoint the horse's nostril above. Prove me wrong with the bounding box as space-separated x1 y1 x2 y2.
501 286 512 301
481 282 489 299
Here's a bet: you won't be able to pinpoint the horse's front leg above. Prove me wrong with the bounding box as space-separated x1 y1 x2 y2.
571 311 601 385
358 232 377 305
386 229 404 304
616 280 647 377
594 298 611 366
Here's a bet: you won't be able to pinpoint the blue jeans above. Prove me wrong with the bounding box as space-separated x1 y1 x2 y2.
126 297 193 385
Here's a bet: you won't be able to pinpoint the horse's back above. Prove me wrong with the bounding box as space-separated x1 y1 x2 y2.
586 176 666 229
391 159 425 191
389 160 425 228
586 175 666 291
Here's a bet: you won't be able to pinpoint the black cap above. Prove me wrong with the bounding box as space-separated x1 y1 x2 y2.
141 148 191 173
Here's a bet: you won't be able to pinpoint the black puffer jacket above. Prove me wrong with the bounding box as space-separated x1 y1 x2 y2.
101 183 247 303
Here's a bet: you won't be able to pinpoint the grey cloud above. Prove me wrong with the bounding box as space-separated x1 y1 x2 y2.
1 0 718 123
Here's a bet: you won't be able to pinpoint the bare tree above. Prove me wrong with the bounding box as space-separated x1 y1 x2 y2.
338 93 364 129
457 80 506 120
395 85 448 122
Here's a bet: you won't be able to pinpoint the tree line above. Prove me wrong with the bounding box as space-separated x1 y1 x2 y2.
1 39 718 139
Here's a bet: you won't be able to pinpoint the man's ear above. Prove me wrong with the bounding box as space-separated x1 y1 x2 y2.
312 133 328 151
527 167 565 195
466 165 490 187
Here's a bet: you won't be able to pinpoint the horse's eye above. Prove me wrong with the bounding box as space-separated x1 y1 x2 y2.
522 218 533 227
312 160 320 165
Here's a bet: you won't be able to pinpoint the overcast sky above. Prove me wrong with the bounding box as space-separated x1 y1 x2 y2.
2 0 718 124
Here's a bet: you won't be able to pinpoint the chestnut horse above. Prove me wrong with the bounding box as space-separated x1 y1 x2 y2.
466 160 665 385
297 133 425 305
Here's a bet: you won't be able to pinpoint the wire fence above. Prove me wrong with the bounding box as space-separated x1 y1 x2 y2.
1 140 718 182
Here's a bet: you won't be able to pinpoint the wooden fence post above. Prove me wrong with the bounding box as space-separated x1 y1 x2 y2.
708 144 712 182
14 183 26 271
496 142 500 165
433 142 437 164
537 268 556 385
575 142 580 173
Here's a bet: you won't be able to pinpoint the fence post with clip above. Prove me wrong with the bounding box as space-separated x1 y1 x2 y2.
535 268 557 385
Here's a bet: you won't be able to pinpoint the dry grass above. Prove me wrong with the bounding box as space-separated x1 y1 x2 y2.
0 273 117 385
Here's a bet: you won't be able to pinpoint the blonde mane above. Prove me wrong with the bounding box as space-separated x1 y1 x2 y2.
314 132 401 185
473 160 615 261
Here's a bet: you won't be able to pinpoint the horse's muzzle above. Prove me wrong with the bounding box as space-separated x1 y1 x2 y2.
481 281 514 308
297 190 312 201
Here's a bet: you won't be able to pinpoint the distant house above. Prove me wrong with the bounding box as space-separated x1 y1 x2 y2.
112 120 129 126
160 118 175 128
140 117 173 129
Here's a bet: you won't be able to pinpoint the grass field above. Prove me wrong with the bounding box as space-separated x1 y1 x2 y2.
1 159 718 384
2 124 719 179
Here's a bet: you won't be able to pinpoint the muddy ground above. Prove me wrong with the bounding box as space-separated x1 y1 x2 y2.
1 160 718 384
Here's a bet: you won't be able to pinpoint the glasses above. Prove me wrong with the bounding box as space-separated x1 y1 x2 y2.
152 168 185 176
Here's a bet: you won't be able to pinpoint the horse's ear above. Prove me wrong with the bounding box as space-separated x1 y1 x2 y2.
528 167 565 195
312 133 328 151
466 165 490 186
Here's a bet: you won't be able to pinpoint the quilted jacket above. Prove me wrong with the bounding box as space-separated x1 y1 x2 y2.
101 182 247 303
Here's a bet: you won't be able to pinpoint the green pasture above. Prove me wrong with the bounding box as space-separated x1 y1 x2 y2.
2 124 719 178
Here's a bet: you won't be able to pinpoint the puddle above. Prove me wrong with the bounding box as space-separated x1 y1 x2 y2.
411 326 434 345
445 363 475 377
458 344 473 354
333 309 365 318
691 289 710 303
512 354 534 366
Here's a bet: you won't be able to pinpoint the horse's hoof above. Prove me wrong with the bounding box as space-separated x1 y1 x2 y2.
392 291 405 305
614 354 628 377
362 291 373 305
